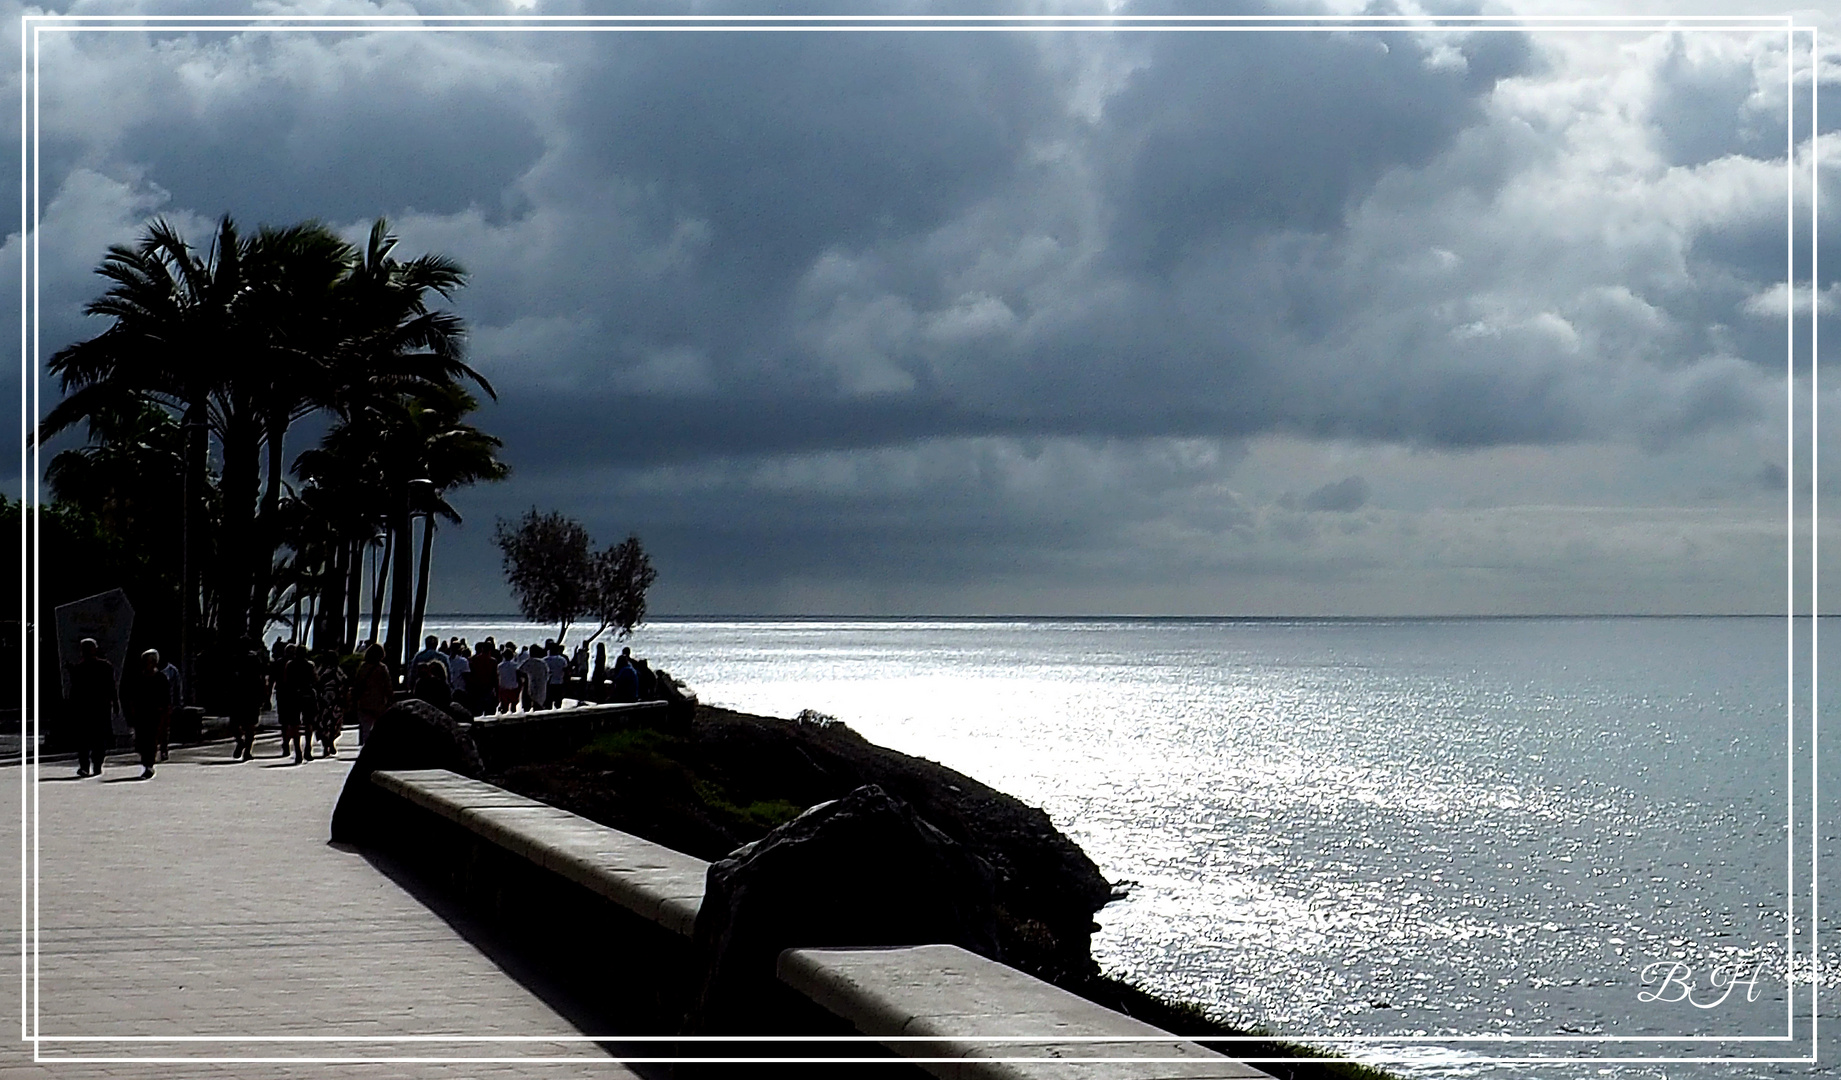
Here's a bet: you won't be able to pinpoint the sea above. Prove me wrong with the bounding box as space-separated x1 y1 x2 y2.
425 615 1838 1080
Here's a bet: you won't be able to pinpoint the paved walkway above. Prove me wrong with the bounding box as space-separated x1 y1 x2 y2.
0 732 645 1077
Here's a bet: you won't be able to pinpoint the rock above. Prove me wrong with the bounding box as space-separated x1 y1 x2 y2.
655 668 697 724
687 784 999 1034
329 698 485 843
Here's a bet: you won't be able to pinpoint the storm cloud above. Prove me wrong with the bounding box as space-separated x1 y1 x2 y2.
13 2 1837 614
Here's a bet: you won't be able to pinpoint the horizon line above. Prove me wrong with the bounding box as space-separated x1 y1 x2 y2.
419 612 1832 622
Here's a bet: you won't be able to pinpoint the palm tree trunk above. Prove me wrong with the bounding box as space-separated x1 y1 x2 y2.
385 500 413 673
368 531 391 649
410 517 435 661
218 413 261 644
249 417 288 638
345 538 364 651
179 403 208 704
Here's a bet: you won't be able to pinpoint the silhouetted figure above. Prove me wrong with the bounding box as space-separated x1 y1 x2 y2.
352 644 393 746
521 646 549 711
279 644 317 763
592 642 608 684
311 652 347 759
413 660 453 709
68 637 117 778
122 649 171 779
634 657 658 701
448 644 471 698
266 637 286 715
229 637 268 762
544 642 567 709
496 644 521 714
410 635 446 681
610 654 638 704
468 643 498 716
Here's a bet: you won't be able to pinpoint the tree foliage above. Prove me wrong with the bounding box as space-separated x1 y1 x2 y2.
39 215 502 673
494 508 593 641
494 512 657 645
588 534 657 644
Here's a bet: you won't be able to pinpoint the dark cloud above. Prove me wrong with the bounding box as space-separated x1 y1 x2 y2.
1648 38 1780 170
17 12 1829 614
1300 475 1369 512
1097 25 1531 274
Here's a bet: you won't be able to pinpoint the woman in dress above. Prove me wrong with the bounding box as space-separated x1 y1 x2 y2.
311 652 348 759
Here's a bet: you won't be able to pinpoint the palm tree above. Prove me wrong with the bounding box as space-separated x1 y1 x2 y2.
323 221 494 670
402 387 510 655
45 216 495 657
303 382 506 671
241 222 359 640
42 217 262 653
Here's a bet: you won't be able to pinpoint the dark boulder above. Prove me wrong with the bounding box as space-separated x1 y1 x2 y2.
329 698 484 843
654 668 697 724
687 784 999 1034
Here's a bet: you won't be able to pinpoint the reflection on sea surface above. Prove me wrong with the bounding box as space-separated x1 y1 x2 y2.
428 616 1836 1079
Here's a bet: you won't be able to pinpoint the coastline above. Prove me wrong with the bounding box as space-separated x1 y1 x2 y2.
485 700 1395 1080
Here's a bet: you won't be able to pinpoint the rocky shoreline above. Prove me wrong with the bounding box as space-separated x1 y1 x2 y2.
487 702 1393 1080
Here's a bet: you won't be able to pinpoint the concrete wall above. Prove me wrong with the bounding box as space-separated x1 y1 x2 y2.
468 700 670 771
360 769 1273 1080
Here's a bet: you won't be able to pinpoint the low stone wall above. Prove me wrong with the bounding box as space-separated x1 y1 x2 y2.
467 700 670 770
361 768 1272 1080
360 767 892 1068
782 945 1273 1080
372 768 706 934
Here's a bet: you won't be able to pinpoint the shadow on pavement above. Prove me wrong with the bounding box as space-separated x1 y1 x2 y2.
342 843 673 1080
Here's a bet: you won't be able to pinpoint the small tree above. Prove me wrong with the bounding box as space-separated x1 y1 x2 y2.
586 534 657 645
493 508 591 641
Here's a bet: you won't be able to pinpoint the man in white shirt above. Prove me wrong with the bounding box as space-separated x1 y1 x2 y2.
496 645 522 714
543 641 568 709
521 648 549 711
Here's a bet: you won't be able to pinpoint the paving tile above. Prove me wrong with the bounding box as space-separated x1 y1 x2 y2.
0 735 641 1078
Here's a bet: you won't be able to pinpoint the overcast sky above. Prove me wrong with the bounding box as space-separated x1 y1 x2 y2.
9 1 1838 616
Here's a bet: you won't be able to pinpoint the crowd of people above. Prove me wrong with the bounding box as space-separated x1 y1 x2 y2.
63 631 679 781
403 634 670 716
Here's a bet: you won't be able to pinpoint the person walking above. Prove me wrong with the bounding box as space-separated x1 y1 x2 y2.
311 652 347 759
229 637 267 762
351 644 393 746
278 644 317 764
67 638 117 778
122 649 171 779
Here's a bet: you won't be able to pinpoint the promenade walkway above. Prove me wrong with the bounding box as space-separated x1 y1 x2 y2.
0 733 644 1078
